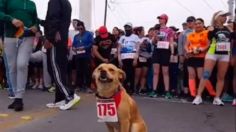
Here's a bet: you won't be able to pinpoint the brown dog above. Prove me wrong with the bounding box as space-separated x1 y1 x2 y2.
93 63 147 132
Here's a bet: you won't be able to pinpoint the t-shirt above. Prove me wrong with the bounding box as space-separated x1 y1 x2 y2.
187 30 209 58
208 26 232 55
118 34 140 60
94 33 116 60
72 31 93 58
154 26 174 54
139 37 152 58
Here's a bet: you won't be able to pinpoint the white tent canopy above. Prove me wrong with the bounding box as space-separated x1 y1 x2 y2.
33 0 230 32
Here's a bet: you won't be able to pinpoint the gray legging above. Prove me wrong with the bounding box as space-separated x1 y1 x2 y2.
30 50 52 87
4 37 33 98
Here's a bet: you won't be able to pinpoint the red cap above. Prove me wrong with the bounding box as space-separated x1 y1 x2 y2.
98 26 109 38
157 14 168 22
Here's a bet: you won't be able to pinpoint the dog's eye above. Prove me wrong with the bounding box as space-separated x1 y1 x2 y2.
108 68 115 72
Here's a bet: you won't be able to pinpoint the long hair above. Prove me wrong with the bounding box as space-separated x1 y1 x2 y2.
211 11 222 27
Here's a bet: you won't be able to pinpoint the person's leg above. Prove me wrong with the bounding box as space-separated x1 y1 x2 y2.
215 61 229 98
188 66 197 97
193 58 216 105
140 67 148 91
162 66 170 96
183 59 189 95
134 67 141 93
51 44 73 101
76 57 83 90
196 67 215 97
42 52 52 88
16 37 34 98
122 59 134 94
152 64 160 91
4 38 17 98
84 58 92 90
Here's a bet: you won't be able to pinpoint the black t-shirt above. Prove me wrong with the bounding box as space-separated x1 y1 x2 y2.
208 26 232 54
94 33 116 60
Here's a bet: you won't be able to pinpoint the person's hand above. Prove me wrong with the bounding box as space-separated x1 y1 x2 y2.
102 58 109 63
207 26 214 31
133 59 138 67
12 19 24 27
118 60 123 68
179 55 185 63
55 32 61 42
44 39 53 49
29 26 38 33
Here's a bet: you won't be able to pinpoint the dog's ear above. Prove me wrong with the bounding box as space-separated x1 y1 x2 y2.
118 69 126 82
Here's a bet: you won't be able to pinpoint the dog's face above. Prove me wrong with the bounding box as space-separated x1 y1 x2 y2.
93 64 125 90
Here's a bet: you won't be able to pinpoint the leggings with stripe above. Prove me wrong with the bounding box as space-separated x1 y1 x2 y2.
47 42 74 102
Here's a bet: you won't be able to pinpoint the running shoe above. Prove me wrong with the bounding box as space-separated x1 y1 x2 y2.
222 93 233 102
213 97 224 106
192 96 203 105
148 91 157 98
59 94 80 110
232 99 236 106
46 100 65 108
165 92 172 99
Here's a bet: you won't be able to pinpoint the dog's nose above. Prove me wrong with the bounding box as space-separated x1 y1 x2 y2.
100 70 107 79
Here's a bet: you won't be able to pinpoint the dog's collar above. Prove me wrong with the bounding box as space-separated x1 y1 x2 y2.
96 86 122 108
95 86 122 99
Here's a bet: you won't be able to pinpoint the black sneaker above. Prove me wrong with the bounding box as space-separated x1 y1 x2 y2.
14 98 24 112
8 100 17 109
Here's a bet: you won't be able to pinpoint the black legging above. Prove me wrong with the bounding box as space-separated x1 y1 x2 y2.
122 59 135 94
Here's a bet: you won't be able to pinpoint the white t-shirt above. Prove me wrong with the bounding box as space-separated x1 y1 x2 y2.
118 34 140 60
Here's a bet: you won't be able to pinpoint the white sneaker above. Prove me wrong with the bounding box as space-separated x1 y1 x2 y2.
232 99 236 106
213 98 224 106
38 84 43 89
59 94 80 110
46 100 65 108
32 84 38 89
192 96 203 105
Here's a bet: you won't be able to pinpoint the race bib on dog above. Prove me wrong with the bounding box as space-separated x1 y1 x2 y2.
216 42 230 52
96 99 118 122
157 41 169 49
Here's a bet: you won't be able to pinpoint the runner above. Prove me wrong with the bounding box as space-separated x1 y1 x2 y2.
192 11 232 106
185 18 216 98
149 14 174 99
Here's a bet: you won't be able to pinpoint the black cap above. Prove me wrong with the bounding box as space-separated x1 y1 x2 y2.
186 16 196 23
154 24 161 30
169 26 179 32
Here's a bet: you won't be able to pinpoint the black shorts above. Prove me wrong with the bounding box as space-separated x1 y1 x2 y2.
68 55 76 70
152 50 170 66
137 57 150 68
187 57 204 67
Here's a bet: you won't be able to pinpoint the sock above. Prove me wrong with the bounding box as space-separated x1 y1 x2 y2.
189 79 197 97
205 80 216 97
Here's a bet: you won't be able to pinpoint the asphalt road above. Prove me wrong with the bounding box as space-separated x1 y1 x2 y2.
0 89 235 132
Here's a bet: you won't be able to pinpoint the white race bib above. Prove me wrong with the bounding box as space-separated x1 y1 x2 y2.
96 99 118 122
76 50 86 54
139 57 147 62
111 48 117 55
121 53 135 60
157 41 170 49
216 42 230 52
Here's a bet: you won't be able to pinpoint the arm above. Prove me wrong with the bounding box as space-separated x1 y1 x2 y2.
83 33 93 50
178 32 184 55
92 45 107 62
0 0 13 22
0 0 23 28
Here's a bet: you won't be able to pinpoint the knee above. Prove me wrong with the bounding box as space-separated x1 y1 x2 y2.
203 70 211 79
17 61 28 71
